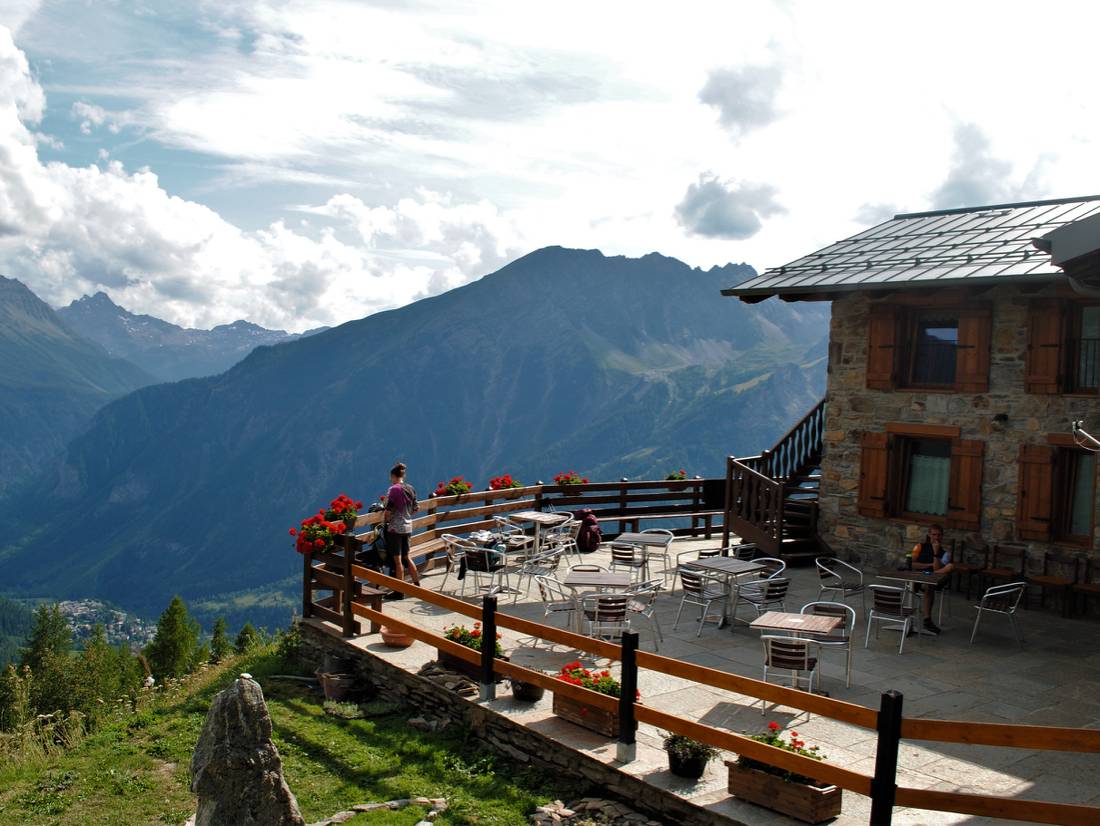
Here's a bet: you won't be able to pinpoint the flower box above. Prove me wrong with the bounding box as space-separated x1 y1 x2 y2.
552 692 619 738
725 761 842 824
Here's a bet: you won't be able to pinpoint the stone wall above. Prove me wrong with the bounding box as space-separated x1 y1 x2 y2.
819 285 1100 572
298 623 745 826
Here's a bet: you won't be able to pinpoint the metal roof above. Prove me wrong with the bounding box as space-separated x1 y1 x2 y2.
724 195 1100 302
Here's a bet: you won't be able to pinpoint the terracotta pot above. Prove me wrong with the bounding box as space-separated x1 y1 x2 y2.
552 692 619 738
725 761 842 824
320 672 356 702
510 679 545 702
668 752 709 779
379 626 413 648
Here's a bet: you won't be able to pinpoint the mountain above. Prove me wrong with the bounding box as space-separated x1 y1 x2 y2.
0 248 828 625
58 292 327 382
0 276 154 498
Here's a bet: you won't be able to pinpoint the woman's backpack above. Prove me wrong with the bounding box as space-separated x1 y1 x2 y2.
574 509 602 554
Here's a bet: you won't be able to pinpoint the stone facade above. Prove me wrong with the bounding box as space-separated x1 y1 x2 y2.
819 285 1100 572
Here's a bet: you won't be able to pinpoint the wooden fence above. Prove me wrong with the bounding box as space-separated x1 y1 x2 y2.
301 538 1100 826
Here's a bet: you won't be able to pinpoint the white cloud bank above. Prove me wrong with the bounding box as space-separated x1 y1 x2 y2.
0 27 523 331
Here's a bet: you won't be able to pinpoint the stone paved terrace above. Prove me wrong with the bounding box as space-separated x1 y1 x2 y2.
314 539 1100 825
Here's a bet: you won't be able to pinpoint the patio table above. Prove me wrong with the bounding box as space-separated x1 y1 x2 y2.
750 610 841 637
510 510 569 555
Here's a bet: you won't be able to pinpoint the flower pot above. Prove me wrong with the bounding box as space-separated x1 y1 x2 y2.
320 672 356 702
668 752 709 779
379 626 413 648
725 761 842 824
510 679 545 702
552 692 619 738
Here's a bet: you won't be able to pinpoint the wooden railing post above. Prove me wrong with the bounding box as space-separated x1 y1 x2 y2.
722 457 734 548
341 537 359 637
302 550 313 619
480 594 498 701
617 631 639 763
870 690 903 825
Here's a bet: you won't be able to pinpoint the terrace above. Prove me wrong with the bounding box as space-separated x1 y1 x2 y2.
299 481 1100 826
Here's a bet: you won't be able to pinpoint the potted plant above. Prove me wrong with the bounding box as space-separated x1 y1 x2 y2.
489 474 523 491
509 677 545 702
725 722 841 824
665 469 687 481
433 476 473 497
663 733 718 779
553 470 589 486
552 662 637 737
324 493 363 533
437 623 503 680
289 509 348 554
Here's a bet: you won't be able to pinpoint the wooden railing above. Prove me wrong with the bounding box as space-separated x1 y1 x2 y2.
303 550 1100 825
723 456 784 551
757 397 826 482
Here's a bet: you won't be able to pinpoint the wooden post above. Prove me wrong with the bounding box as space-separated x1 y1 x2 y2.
618 478 628 535
341 536 359 637
722 457 734 549
870 690 903 825
480 594 498 701
302 550 313 619
617 631 639 763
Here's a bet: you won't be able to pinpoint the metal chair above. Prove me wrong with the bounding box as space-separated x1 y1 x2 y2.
759 635 819 714
609 543 649 581
514 546 565 600
492 515 535 558
815 557 867 619
543 518 581 564
438 533 477 596
581 594 631 642
672 547 722 592
731 577 790 624
534 575 576 631
463 545 513 596
865 585 915 654
673 569 730 637
970 582 1026 646
625 578 664 650
729 543 760 560
800 601 856 688
640 528 675 584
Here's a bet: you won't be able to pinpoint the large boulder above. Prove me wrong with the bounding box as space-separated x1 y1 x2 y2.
190 673 304 826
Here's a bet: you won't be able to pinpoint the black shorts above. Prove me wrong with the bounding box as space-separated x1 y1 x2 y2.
385 529 411 562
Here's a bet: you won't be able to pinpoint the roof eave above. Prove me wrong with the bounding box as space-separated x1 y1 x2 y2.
722 272 1064 303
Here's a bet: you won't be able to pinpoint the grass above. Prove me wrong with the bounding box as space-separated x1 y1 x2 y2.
0 646 582 824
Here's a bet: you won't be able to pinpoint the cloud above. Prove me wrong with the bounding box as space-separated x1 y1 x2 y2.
854 202 899 225
698 64 783 138
674 174 785 240
71 101 134 135
0 27 525 332
929 123 1038 209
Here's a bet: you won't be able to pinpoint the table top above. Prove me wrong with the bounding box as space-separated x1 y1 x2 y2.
877 568 951 586
683 557 766 576
614 532 674 547
562 571 632 589
750 611 842 635
511 510 570 526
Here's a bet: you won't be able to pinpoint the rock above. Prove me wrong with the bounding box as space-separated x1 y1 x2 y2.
190 675 305 826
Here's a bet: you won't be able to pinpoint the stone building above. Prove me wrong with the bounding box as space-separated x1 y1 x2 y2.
724 195 1100 585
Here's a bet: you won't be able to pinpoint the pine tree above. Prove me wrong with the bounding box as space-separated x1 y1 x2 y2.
144 596 200 680
72 625 117 722
209 617 232 663
19 604 72 672
234 623 260 654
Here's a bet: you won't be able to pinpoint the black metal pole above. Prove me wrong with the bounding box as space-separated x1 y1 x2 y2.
617 631 639 762
870 690 903 825
480 594 498 701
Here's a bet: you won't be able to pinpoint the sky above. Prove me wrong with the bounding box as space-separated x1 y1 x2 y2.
1 0 1099 332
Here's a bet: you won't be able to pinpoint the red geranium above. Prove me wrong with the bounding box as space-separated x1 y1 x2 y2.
290 494 360 554
489 473 523 490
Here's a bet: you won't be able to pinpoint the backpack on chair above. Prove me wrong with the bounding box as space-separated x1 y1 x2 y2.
574 509 602 554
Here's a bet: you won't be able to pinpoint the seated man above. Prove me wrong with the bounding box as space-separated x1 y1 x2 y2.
910 523 954 635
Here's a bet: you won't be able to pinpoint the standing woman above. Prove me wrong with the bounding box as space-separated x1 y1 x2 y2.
383 462 421 599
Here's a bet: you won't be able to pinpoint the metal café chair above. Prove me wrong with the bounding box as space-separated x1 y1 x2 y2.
581 593 631 642
464 545 515 597
639 528 675 585
759 635 820 714
865 584 915 654
543 518 581 564
672 546 722 592
438 533 478 596
729 542 760 561
492 515 535 558
731 577 790 624
673 569 730 637
815 557 867 619
534 575 576 631
800 601 856 688
514 546 565 600
609 543 649 582
625 578 664 651
970 582 1026 647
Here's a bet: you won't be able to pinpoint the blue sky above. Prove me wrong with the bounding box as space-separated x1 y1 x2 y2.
2 1 1100 332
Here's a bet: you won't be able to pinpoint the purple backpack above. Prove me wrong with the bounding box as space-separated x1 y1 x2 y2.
574 509 602 554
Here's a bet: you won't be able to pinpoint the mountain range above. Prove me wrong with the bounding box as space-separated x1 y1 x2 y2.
0 247 828 628
58 292 324 382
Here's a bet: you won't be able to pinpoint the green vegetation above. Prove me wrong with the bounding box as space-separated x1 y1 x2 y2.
233 622 261 654
0 596 34 666
145 597 201 679
208 618 231 663
0 645 580 824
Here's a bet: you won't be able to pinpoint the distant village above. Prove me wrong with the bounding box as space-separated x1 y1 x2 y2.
56 599 157 646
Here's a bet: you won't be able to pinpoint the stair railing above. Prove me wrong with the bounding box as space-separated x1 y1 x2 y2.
763 397 826 482
723 455 783 550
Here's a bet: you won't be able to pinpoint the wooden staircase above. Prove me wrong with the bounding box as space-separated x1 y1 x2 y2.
722 398 827 564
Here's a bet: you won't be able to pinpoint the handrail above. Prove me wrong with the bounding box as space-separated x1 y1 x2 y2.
765 397 826 481
894 787 1098 826
900 717 1100 752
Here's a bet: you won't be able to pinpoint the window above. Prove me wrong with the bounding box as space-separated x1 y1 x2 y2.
858 424 983 529
1017 437 1097 544
866 302 990 393
1026 300 1100 394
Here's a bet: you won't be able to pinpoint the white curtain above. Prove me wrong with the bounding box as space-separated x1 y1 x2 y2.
906 454 949 515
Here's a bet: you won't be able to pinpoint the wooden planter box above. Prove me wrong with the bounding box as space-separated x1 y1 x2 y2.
725 761 842 824
552 692 619 738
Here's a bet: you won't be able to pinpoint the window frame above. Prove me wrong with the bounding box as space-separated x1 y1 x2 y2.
901 308 961 390
1050 434 1097 545
1066 303 1100 395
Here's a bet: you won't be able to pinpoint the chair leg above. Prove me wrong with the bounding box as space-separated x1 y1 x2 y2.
864 616 873 648
898 619 907 655
845 645 852 689
970 609 981 644
1010 613 1023 648
673 598 687 631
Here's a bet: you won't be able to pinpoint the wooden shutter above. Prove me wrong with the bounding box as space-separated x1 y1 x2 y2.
858 431 890 517
947 439 984 530
866 304 899 389
1025 300 1064 394
955 305 992 393
1016 444 1054 540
